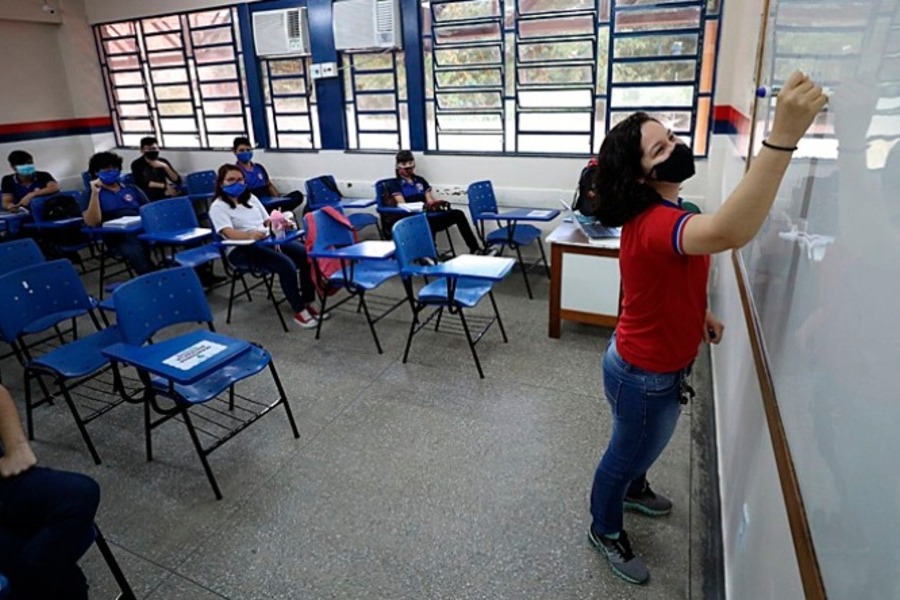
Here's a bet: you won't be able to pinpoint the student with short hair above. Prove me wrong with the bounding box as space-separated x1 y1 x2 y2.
383 150 487 254
83 151 155 274
208 164 320 329
232 136 302 212
130 136 182 201
1 150 59 213
0 384 101 600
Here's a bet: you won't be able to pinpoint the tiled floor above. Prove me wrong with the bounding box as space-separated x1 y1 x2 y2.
2 258 716 599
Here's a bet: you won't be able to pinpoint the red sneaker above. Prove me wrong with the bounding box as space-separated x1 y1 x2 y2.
292 309 318 329
307 305 331 321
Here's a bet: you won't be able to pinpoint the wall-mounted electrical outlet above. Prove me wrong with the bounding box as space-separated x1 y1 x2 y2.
321 62 337 77
310 64 322 79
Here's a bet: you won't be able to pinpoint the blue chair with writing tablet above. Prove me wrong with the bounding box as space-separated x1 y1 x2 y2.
0 259 128 465
305 175 381 237
392 214 511 379
466 180 553 300
105 267 300 500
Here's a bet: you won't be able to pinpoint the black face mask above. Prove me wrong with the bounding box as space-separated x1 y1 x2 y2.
650 143 695 183
144 150 159 161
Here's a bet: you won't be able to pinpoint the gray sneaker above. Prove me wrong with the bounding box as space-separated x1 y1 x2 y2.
624 483 673 517
588 528 650 585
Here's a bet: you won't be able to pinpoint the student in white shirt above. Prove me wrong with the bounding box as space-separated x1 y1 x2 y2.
208 164 319 329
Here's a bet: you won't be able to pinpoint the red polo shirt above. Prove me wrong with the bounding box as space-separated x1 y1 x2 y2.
615 199 710 373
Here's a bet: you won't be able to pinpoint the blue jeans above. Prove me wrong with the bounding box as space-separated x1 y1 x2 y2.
0 467 99 600
590 334 684 535
106 233 155 275
228 241 316 313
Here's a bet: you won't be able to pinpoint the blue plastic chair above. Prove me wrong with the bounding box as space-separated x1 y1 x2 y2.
0 260 123 464
306 207 402 354
27 191 91 265
139 196 216 267
185 169 216 221
110 267 300 500
392 214 508 379
466 180 550 300
306 175 381 237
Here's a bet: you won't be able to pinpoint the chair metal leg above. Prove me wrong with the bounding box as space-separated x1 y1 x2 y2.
93 525 137 600
181 409 223 501
434 306 444 332
315 295 329 340
488 291 509 343
24 370 36 440
144 391 154 462
402 309 420 364
445 230 457 257
262 275 289 333
59 383 103 465
268 361 300 439
358 292 384 354
458 309 485 379
514 245 534 299
226 276 238 325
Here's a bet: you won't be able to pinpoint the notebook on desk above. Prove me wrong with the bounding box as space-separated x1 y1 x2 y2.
556 199 621 244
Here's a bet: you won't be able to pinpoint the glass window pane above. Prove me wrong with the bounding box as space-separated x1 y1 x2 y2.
273 97 309 113
610 85 694 107
151 68 189 84
518 134 591 153
518 0 594 15
354 73 396 91
195 46 235 64
358 133 399 148
610 110 693 130
436 91 502 109
147 51 185 68
121 134 146 147
434 23 502 45
519 40 594 63
159 118 197 132
108 55 140 70
200 82 240 98
614 33 699 58
197 64 237 81
519 15 595 39
118 103 149 117
700 20 717 93
104 39 138 55
154 85 192 100
612 60 697 83
437 113 503 131
203 99 243 115
272 79 306 95
205 116 245 132
142 16 180 33
111 71 143 86
432 0 501 22
438 133 504 152
192 27 232 47
518 65 593 85
615 7 701 33
163 134 201 147
189 9 233 28
357 114 399 131
115 88 147 102
101 22 134 38
434 46 502 67
436 69 503 88
519 89 593 108
157 101 194 116
352 53 396 70
269 60 305 76
120 119 153 132
276 133 314 148
357 94 396 111
518 112 592 132
144 33 183 52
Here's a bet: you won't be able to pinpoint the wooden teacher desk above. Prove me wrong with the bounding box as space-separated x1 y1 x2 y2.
547 221 621 338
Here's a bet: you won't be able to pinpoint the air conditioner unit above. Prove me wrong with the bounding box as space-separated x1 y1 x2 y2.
333 0 402 51
252 8 310 57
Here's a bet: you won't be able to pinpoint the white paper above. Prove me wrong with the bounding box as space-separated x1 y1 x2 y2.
527 210 553 218
162 340 228 371
104 216 141 228
399 202 424 212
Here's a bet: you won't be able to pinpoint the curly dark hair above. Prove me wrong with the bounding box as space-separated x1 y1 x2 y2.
214 164 252 208
592 112 662 227
88 151 123 177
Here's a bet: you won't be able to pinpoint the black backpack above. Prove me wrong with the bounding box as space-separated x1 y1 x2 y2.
573 159 599 216
42 194 82 221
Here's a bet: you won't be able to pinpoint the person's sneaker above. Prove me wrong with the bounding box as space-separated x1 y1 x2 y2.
588 528 650 585
477 246 501 257
292 309 319 329
307 305 331 321
624 483 673 517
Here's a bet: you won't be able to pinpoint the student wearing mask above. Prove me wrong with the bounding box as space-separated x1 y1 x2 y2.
1 150 59 213
585 71 827 585
232 136 302 212
83 151 155 275
208 164 320 329
384 150 488 255
130 136 182 201
0 384 101 600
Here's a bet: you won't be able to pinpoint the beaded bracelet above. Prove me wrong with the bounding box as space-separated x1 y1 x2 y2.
761 139 798 152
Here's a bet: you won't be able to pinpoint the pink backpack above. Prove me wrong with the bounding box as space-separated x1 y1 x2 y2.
303 205 358 297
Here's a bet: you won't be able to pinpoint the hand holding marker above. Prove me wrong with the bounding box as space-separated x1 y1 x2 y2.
757 85 833 98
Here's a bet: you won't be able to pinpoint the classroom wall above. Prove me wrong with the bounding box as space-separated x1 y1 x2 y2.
83 0 261 24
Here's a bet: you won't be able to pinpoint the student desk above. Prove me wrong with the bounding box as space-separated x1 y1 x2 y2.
547 221 621 338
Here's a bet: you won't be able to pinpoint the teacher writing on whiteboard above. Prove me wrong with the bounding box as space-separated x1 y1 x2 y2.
586 71 828 585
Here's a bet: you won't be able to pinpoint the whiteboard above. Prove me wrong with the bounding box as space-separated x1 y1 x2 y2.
741 1 900 598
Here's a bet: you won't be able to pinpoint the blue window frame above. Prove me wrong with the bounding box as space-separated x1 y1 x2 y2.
342 51 409 150
261 57 320 149
95 7 253 149
421 0 721 156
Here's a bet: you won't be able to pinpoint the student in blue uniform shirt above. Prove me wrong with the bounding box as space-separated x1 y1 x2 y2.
232 136 302 212
130 136 183 202
82 151 155 274
1 150 59 213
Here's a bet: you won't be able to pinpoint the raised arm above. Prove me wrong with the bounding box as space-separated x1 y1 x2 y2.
681 71 829 255
82 179 103 227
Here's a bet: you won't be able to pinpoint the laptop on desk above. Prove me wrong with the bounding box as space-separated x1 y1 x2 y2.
557 199 621 243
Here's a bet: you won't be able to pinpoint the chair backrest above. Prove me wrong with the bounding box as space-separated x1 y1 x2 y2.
139 196 198 233
0 238 45 276
120 172 135 186
374 178 396 211
305 175 342 210
306 206 356 252
0 259 93 341
81 170 92 192
392 214 437 275
466 180 498 221
112 267 213 346
186 170 216 196
30 192 83 224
